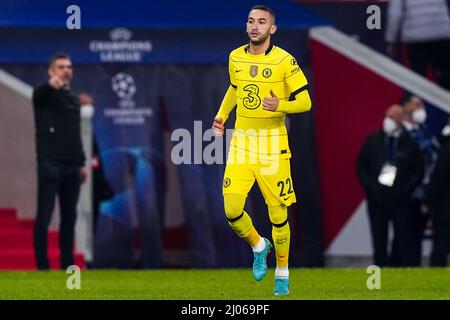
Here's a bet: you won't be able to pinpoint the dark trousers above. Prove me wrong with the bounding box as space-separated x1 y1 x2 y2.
411 200 429 266
367 202 415 267
408 40 450 90
391 200 428 266
431 204 450 266
34 161 81 270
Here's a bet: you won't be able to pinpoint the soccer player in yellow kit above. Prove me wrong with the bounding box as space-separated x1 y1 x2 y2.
212 5 312 295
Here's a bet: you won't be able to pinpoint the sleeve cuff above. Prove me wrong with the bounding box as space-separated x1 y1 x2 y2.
289 85 309 101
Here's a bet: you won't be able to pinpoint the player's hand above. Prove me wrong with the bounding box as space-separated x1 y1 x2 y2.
263 90 279 112
48 76 65 89
212 116 224 136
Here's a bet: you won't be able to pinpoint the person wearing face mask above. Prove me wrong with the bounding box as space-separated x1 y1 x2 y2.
79 92 95 120
398 93 440 266
426 119 450 266
356 105 424 267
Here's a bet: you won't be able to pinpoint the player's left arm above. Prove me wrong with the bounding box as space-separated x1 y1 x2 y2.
263 55 311 113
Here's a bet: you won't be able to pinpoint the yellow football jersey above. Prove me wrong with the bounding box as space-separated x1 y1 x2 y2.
227 44 308 161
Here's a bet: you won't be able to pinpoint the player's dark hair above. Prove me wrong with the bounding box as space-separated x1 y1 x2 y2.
399 92 414 107
48 52 71 67
250 5 276 23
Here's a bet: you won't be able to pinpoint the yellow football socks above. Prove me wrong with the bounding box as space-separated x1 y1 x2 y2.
269 205 290 268
224 193 261 247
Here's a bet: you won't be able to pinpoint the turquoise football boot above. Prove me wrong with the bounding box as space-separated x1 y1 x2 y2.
273 277 290 295
252 237 272 281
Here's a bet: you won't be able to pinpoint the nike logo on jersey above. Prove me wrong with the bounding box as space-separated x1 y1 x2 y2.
283 196 291 201
276 238 287 244
236 69 243 73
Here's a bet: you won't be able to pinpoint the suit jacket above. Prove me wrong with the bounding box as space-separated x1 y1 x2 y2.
356 129 424 207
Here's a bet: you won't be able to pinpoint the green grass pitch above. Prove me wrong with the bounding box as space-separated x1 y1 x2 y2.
1 268 449 300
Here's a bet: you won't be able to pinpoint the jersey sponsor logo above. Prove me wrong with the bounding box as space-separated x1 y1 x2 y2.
242 84 261 110
262 68 272 78
290 67 300 74
276 238 287 244
249 65 258 78
223 178 231 188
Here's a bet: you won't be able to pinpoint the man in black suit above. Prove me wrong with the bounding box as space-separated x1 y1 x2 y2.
427 119 450 266
32 53 87 270
356 105 424 267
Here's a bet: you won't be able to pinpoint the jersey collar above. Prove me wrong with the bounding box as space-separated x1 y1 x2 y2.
245 43 274 56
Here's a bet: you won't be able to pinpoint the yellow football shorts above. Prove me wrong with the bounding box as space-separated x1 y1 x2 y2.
222 158 297 207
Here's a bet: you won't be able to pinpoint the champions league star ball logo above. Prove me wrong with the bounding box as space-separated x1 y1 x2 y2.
109 28 132 41
105 72 152 124
111 73 137 100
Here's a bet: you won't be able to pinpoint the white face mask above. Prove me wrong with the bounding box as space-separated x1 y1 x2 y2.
80 104 95 119
383 117 397 135
442 125 450 137
412 108 427 124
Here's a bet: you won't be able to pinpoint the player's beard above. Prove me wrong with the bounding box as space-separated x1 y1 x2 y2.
249 31 270 46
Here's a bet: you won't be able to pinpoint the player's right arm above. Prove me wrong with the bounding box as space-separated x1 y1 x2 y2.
213 54 237 136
